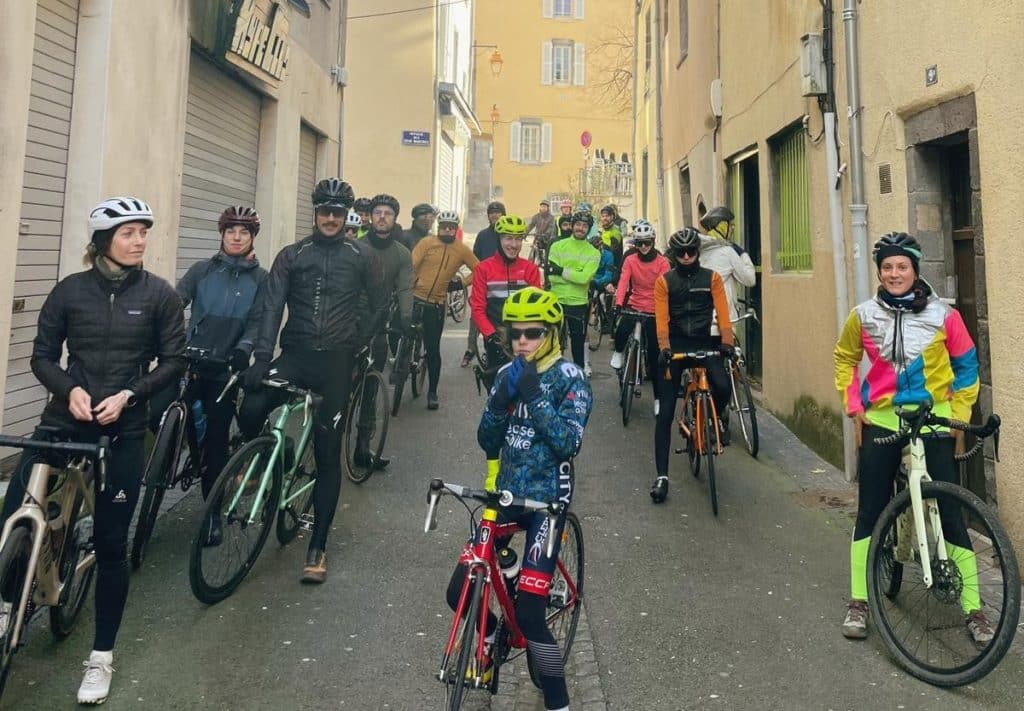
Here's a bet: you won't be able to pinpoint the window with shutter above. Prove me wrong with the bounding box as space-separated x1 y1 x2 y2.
553 0 571 16
542 0 553 18
521 123 542 163
575 0 585 19
541 123 553 163
573 43 585 85
541 41 553 84
552 41 572 84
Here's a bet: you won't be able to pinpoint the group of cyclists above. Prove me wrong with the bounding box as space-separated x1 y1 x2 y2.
0 168 992 707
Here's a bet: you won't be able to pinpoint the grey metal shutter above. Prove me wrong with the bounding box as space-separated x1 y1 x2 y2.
178 52 261 280
439 136 455 210
6 0 80 437
295 125 317 242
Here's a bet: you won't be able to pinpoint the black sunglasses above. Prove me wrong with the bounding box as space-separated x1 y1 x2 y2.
677 246 699 257
316 206 347 218
634 239 655 247
509 326 548 340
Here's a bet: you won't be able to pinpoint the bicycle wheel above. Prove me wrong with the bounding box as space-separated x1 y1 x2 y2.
731 365 759 458
527 511 585 689
704 398 719 517
50 494 96 638
587 301 604 351
447 289 466 323
275 439 316 545
0 526 32 694
189 436 282 604
391 336 411 416
684 395 701 479
444 573 486 710
620 342 637 427
867 480 1021 687
411 334 426 400
344 371 390 484
131 404 184 569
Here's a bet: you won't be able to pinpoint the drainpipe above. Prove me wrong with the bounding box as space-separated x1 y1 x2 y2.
653 0 667 236
632 1 639 223
337 0 346 172
843 0 870 303
821 0 856 481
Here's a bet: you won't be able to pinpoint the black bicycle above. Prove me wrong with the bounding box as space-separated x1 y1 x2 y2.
343 343 390 484
617 310 654 426
587 289 615 351
391 322 427 416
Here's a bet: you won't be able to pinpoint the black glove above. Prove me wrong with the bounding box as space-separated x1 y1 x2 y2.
517 360 542 401
546 262 564 277
485 333 504 352
658 348 673 369
227 348 250 373
719 342 737 359
731 242 746 257
611 306 621 323
241 358 271 392
447 278 462 293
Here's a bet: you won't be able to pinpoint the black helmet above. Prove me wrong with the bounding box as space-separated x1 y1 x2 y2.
312 178 354 210
668 227 702 253
571 211 594 229
699 205 734 232
873 232 923 271
353 197 373 213
599 204 617 216
486 201 507 215
411 203 437 219
370 193 401 217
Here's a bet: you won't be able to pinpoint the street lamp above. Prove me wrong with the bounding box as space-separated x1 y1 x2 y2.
473 44 503 77
489 104 500 133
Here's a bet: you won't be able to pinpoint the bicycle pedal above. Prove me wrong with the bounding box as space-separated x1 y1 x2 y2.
298 513 315 531
674 447 684 454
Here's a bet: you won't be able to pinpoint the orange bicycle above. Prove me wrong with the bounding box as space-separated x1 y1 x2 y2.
671 351 725 516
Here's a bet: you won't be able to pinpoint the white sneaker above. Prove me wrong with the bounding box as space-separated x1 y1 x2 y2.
610 351 623 369
77 651 114 705
583 364 593 378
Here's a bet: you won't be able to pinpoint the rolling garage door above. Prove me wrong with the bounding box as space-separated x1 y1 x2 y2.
438 135 455 211
295 125 318 241
6 0 80 437
178 52 261 280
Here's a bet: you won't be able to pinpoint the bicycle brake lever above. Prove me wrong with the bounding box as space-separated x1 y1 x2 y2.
216 373 239 403
303 392 312 429
424 491 440 532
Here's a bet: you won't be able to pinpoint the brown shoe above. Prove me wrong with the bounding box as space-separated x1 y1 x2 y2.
301 548 327 584
461 350 474 368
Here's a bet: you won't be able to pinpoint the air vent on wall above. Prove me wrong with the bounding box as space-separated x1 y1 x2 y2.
878 163 893 194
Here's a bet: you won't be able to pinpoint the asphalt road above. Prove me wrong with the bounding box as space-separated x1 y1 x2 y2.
3 321 1023 710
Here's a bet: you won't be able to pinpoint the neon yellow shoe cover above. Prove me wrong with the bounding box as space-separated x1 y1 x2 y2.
850 537 871 601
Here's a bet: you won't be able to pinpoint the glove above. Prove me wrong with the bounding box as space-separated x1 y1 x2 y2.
485 333 504 353
447 278 462 293
489 358 524 412
240 358 271 391
227 348 250 374
731 242 746 257
611 306 621 323
505 356 525 397
517 360 542 401
719 342 736 359
546 262 564 277
658 348 673 369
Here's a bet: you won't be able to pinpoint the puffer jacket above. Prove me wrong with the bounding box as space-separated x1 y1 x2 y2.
31 266 186 437
699 236 756 333
470 255 542 338
255 232 384 360
478 359 594 502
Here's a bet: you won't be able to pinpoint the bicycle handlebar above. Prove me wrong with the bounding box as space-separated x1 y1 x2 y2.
669 351 722 361
423 478 566 559
0 433 110 490
618 309 655 320
873 404 1001 461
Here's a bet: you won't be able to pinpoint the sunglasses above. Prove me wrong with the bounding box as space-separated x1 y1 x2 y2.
634 239 654 247
678 246 699 257
344 226 358 233
316 206 347 218
509 327 548 341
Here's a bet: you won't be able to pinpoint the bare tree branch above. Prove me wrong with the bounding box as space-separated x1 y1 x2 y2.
586 26 635 113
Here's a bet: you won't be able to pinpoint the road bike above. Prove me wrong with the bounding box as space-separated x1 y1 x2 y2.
342 344 390 485
447 284 467 323
726 306 760 457
391 322 426 416
189 378 319 604
131 347 243 570
587 288 614 351
866 403 1018 686
617 310 654 427
424 478 584 710
0 429 109 697
672 351 725 516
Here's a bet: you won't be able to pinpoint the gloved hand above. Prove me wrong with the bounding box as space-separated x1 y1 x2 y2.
731 242 746 257
447 278 462 293
517 359 542 401
505 356 526 397
241 358 271 391
719 342 737 359
489 357 524 412
485 332 504 353
611 306 621 323
658 348 673 369
227 347 250 373
546 262 564 277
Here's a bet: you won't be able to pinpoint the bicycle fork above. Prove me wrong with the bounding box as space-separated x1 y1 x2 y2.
905 440 946 588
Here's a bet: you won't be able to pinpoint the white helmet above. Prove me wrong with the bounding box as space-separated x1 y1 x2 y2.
631 218 651 231
437 210 460 225
345 210 362 228
633 223 655 239
88 196 154 235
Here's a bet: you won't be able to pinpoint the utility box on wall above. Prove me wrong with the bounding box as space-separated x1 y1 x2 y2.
800 33 827 96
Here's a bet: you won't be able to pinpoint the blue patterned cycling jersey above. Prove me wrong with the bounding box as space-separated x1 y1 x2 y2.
477 359 594 503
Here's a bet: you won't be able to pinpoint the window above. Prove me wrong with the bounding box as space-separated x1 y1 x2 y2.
542 41 585 86
510 120 553 165
771 127 812 271
554 0 572 17
543 0 584 19
678 0 689 63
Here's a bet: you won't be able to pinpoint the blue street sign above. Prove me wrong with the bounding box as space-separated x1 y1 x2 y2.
402 130 431 146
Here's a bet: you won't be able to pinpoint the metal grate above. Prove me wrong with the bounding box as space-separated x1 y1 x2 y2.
878 163 893 194
773 129 812 271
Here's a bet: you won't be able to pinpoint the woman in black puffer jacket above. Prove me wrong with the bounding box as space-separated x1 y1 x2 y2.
0 196 185 705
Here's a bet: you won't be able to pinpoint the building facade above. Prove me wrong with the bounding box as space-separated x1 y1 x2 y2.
473 0 634 228
639 0 1024 546
343 0 479 219
0 0 347 440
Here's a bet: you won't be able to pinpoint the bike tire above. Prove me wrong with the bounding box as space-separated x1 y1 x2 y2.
131 483 166 571
344 371 390 485
50 494 96 638
275 440 316 545
447 573 486 710
411 334 426 400
189 436 281 604
684 395 700 479
391 336 411 416
132 404 185 569
447 290 466 323
587 301 604 351
867 480 1021 687
731 366 759 458
704 398 719 517
0 526 32 694
620 342 637 427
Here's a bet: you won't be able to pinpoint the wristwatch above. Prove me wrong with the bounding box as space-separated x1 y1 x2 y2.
119 389 137 407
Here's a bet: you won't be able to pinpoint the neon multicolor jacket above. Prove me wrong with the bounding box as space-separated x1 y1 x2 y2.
834 290 979 432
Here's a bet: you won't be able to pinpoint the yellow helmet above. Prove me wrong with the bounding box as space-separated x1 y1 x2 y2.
495 214 528 236
502 287 563 325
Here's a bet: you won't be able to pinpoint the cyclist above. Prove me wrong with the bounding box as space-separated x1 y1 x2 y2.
147 206 267 546
344 209 362 240
446 286 593 711
400 202 437 253
698 205 756 327
353 197 373 239
553 213 574 244
462 201 508 367
470 215 542 374
611 222 670 406
411 210 478 410
527 198 556 251
833 232 985 642
598 204 624 266
0 197 185 704
558 197 573 221
546 212 601 376
238 178 384 584
650 228 734 503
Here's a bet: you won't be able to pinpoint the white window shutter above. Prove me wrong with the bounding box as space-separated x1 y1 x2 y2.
543 0 553 18
575 0 585 19
542 42 553 85
573 43 586 85
541 123 553 163
510 121 522 162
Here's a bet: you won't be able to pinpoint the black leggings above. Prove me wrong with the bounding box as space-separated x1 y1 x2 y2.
1 433 145 652
561 303 589 367
654 357 731 476
614 314 659 398
415 298 446 394
237 349 356 551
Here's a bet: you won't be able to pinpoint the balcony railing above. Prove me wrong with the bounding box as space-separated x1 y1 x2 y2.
578 161 633 198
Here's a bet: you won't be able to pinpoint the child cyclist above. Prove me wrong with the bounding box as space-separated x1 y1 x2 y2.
445 287 593 711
